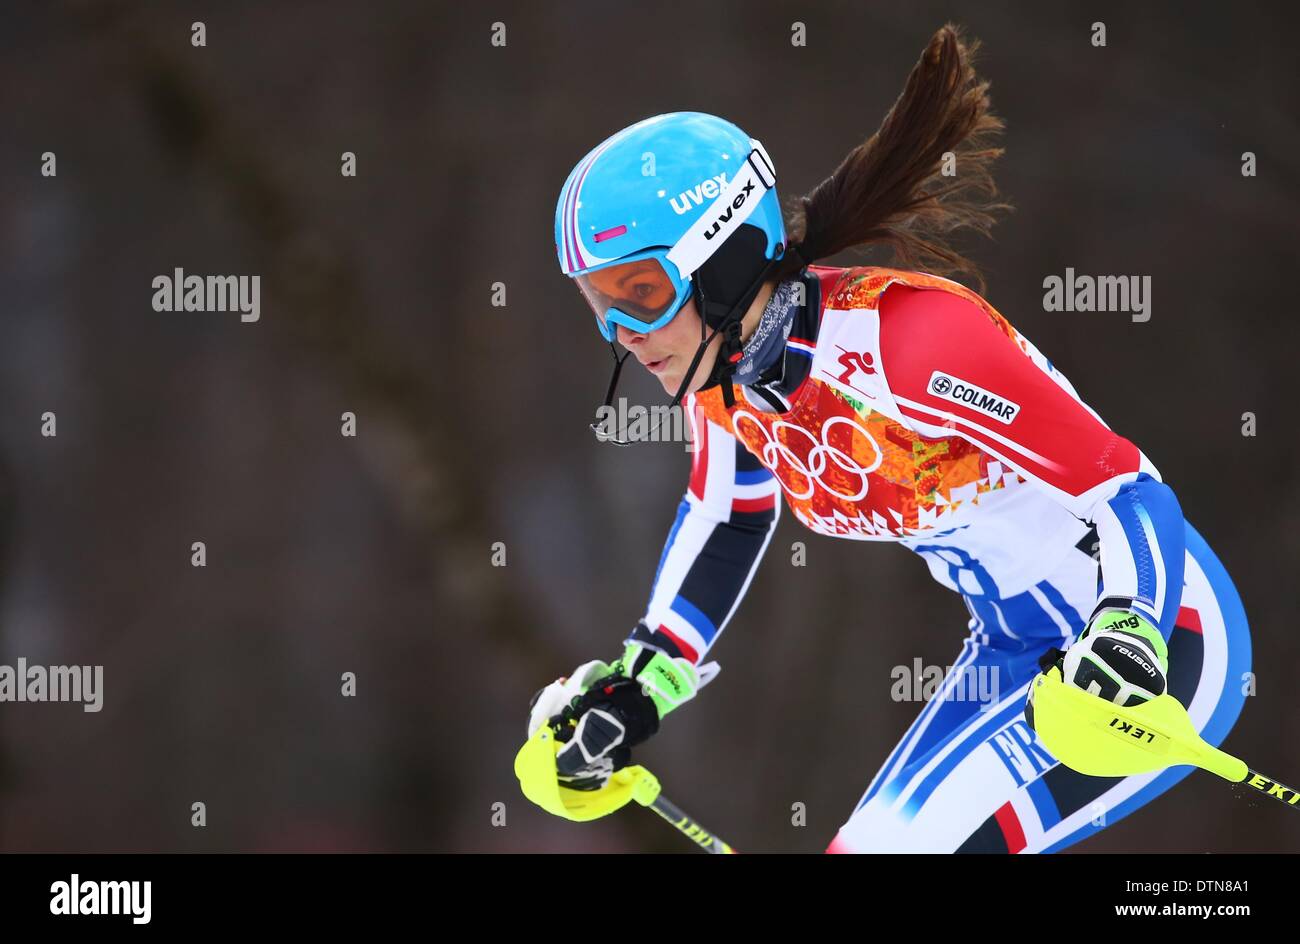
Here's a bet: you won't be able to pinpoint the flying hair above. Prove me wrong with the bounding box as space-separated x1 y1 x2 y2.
775 24 1010 293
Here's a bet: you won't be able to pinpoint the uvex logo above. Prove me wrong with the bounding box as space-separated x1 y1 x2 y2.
702 181 757 241
670 174 729 215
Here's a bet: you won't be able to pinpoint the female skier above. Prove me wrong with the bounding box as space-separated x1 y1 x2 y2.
527 25 1251 852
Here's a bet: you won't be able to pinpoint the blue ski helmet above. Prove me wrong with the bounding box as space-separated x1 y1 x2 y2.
555 112 786 343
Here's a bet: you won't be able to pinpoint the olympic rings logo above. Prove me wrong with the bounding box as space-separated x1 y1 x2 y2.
732 410 883 502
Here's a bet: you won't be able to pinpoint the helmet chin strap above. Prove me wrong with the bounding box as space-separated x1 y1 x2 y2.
693 255 781 410
588 321 724 447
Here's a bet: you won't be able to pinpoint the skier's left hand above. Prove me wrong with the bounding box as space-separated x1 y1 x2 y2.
1030 610 1169 712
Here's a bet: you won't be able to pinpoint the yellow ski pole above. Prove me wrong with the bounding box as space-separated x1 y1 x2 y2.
1028 666 1299 811
642 791 737 855
514 725 738 853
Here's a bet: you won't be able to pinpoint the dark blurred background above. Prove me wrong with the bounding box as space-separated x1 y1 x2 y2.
0 0 1296 852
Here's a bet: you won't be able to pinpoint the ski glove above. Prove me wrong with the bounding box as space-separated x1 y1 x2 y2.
527 659 658 790
1035 609 1169 711
526 639 720 790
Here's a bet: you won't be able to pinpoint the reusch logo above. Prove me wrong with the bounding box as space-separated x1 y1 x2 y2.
927 371 1020 424
702 180 756 241
1112 643 1158 679
670 174 729 215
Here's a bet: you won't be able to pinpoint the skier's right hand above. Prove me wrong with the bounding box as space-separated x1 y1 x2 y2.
527 660 660 791
527 627 720 790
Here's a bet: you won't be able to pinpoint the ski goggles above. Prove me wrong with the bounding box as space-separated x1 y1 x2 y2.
576 250 690 342
575 141 777 343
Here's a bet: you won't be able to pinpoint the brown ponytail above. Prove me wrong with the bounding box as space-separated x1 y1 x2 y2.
776 24 1009 292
